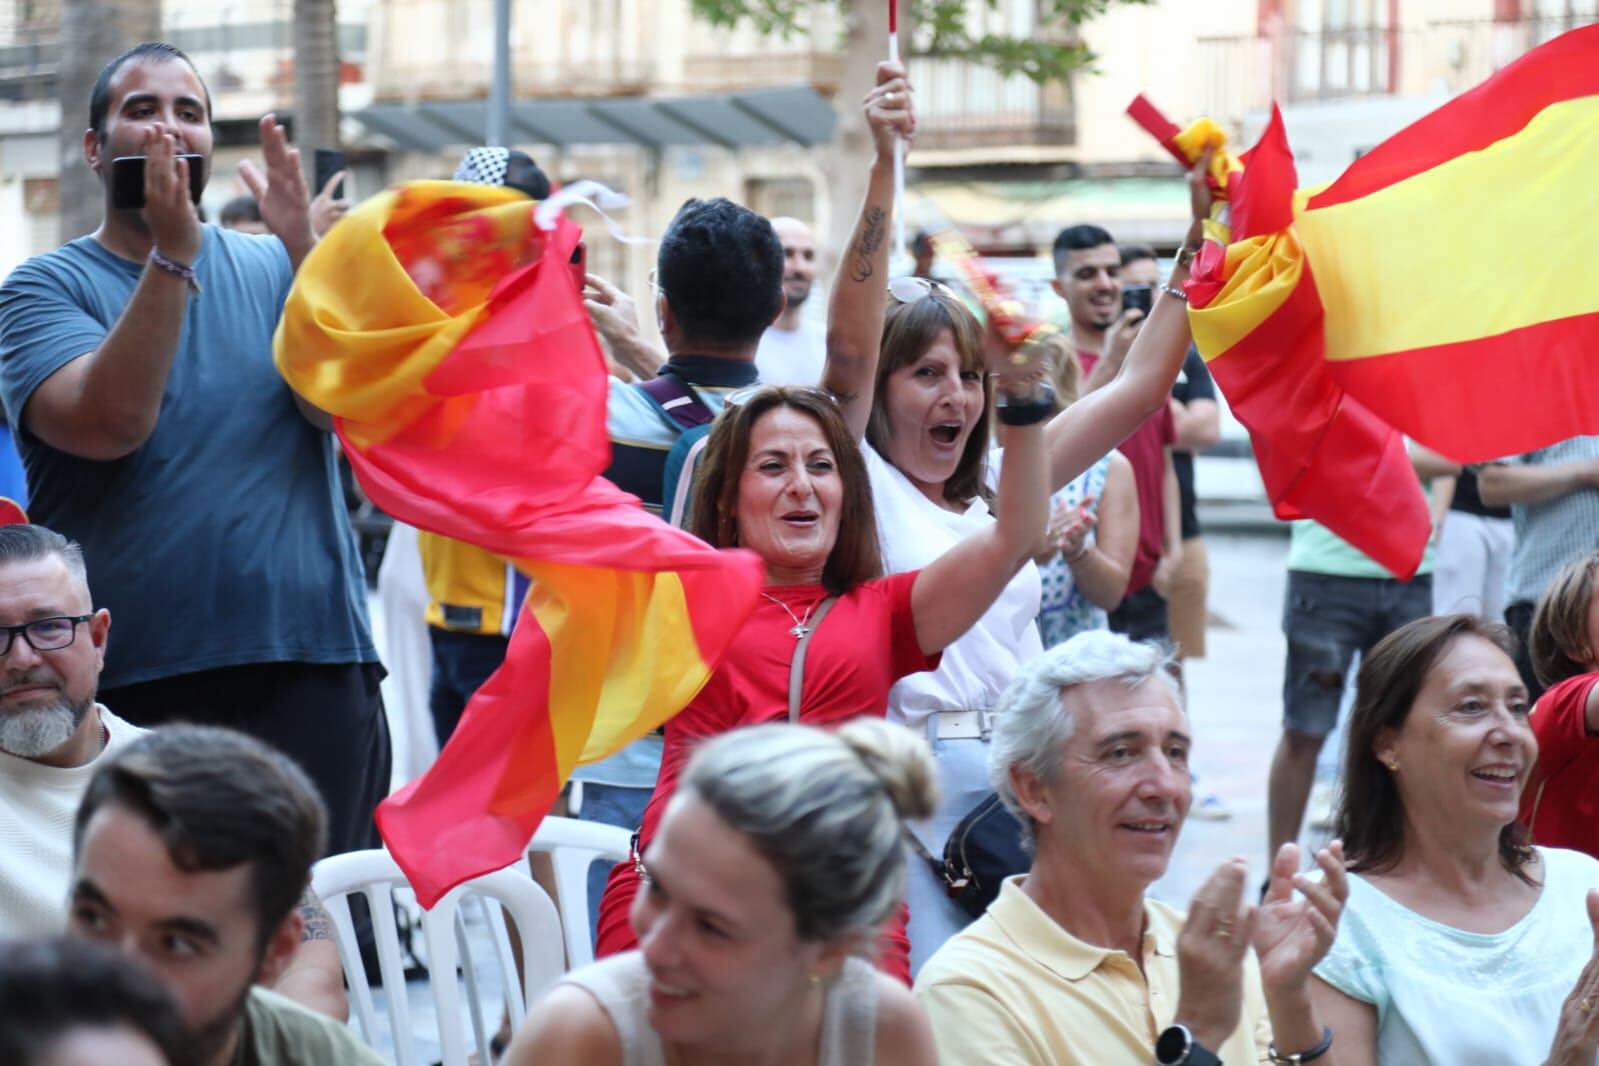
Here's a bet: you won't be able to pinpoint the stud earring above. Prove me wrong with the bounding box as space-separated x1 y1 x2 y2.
1383 757 1399 772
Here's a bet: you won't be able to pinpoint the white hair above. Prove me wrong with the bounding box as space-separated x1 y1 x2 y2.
989 631 1181 844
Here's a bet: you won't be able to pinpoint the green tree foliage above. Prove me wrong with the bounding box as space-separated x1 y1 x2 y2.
690 0 1154 83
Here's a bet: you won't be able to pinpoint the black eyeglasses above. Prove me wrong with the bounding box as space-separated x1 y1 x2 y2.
0 615 93 656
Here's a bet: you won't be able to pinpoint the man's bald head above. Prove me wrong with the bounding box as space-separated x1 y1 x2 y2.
769 217 818 313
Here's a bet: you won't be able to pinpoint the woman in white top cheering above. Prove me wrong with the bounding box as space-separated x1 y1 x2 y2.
822 61 1211 969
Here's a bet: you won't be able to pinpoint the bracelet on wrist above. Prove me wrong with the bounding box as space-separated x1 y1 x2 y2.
149 247 202 297
1065 542 1091 564
1160 283 1189 304
1268 1026 1333 1064
996 382 1055 427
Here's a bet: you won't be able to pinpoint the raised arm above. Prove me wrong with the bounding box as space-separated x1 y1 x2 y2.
910 337 1048 655
823 61 913 441
1043 150 1213 493
20 125 199 460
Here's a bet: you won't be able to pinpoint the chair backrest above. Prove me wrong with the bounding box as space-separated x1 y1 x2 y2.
312 849 565 1066
528 815 634 969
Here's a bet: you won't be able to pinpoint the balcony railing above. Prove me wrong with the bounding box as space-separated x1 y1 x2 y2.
1197 16 1597 129
0 0 368 114
907 54 1074 153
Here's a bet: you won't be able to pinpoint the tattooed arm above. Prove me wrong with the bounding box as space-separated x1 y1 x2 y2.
823 60 913 443
269 888 351 1021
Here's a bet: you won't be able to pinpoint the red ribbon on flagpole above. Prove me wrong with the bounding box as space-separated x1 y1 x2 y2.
888 0 897 34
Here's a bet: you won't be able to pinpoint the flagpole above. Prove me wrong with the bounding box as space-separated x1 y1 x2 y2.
888 0 906 266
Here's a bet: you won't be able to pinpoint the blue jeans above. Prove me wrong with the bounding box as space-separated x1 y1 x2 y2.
427 627 509 748
904 732 991 975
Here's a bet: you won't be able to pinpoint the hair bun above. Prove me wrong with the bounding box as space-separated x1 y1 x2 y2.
837 718 940 823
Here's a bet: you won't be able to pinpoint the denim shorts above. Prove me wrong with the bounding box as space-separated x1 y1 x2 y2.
1281 570 1432 738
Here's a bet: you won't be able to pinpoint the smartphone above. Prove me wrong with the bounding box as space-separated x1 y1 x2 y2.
313 147 347 201
569 242 587 292
1121 284 1154 316
109 154 206 211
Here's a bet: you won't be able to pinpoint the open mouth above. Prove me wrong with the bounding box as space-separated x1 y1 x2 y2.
1470 767 1518 785
1118 821 1171 835
781 510 819 528
929 423 961 446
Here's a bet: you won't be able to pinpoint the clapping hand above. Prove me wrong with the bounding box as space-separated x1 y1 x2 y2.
1175 857 1256 1051
1253 841 1347 995
1548 890 1599 1065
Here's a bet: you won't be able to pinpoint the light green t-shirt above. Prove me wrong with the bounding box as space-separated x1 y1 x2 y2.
235 987 386 1066
1285 519 1434 580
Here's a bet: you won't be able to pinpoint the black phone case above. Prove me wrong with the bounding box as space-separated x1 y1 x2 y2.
109 155 205 211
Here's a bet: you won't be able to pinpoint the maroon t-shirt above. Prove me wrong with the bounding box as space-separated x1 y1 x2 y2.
1080 350 1176 596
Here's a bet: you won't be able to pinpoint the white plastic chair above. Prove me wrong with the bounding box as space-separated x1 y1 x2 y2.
528 815 633 968
311 849 565 1066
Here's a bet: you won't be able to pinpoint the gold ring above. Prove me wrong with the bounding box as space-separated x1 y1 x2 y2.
1216 921 1233 940
1583 996 1594 1012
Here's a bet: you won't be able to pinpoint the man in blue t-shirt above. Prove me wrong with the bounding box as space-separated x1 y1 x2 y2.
0 42 386 857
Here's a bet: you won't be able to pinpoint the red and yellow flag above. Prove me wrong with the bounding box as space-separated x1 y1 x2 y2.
276 183 762 906
1131 24 1599 579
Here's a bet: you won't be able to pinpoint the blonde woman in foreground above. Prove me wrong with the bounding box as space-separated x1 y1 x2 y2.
505 719 940 1065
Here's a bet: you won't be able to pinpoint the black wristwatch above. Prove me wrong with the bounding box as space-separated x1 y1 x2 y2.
1156 1024 1223 1066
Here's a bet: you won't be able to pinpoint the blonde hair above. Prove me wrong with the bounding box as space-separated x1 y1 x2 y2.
681 719 938 942
1042 334 1083 410
1530 550 1599 687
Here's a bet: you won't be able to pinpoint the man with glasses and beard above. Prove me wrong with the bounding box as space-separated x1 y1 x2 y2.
0 523 347 1021
67 725 384 1066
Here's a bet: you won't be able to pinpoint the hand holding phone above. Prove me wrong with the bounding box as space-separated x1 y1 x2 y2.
1121 285 1154 316
113 124 204 263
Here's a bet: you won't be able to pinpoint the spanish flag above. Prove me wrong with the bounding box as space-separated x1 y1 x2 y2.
1132 23 1599 580
276 183 763 906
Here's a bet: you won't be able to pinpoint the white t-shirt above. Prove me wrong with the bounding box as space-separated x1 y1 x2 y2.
863 444 1043 732
0 706 147 937
755 320 826 386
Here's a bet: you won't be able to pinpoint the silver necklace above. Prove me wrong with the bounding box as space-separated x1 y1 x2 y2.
761 591 818 639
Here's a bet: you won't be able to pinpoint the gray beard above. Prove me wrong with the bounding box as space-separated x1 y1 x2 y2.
0 693 91 759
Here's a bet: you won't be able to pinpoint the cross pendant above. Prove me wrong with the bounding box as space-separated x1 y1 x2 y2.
790 624 810 639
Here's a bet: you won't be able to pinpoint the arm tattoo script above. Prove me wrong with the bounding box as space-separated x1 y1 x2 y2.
849 206 887 283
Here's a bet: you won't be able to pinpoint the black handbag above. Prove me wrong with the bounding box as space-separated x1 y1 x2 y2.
914 792 1030 920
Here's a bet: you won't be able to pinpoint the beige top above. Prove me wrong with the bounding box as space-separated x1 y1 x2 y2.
915 876 1273 1065
561 951 877 1066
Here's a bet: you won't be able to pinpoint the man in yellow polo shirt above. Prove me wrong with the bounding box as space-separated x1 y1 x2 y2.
914 632 1347 1066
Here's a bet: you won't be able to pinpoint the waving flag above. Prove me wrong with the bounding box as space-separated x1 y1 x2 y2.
1130 23 1599 579
276 182 763 906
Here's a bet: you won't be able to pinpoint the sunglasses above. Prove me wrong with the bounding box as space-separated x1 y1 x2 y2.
887 275 954 303
723 383 839 409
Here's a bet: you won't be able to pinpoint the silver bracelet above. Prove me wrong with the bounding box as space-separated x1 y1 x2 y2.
149 247 202 297
1160 282 1188 303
